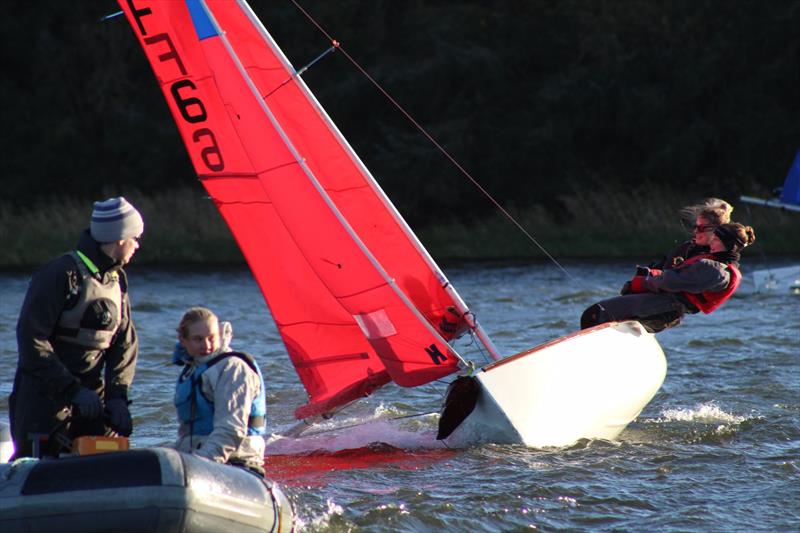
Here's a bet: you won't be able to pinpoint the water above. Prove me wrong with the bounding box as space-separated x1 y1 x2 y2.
1 259 798 531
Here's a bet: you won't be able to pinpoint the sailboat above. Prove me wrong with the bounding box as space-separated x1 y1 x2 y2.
116 0 666 448
741 150 800 294
741 150 800 214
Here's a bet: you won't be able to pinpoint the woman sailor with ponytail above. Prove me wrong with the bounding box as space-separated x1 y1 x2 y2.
581 223 756 333
651 198 734 270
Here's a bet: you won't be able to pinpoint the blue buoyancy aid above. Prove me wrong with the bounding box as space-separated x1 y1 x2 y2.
174 351 267 437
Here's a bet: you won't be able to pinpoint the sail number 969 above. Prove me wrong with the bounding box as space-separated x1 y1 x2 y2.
127 1 225 172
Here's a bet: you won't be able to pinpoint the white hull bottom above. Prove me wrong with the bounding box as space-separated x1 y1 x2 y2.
449 321 667 447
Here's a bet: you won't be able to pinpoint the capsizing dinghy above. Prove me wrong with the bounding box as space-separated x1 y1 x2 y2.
115 0 667 447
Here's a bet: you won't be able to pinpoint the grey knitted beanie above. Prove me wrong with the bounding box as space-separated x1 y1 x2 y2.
90 197 144 243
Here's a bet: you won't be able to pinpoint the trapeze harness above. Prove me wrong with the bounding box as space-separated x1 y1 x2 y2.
53 250 122 349
630 254 742 313
174 351 267 437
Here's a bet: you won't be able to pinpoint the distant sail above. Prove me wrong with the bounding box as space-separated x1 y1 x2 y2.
118 0 466 417
741 149 800 212
779 150 800 207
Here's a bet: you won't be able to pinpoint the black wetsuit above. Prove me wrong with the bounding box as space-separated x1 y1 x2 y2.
9 230 138 457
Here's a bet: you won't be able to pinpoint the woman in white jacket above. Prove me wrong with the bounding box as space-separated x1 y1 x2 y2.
172 307 267 475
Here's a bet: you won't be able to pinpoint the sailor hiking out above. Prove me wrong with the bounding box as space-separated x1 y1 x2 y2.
581 222 756 332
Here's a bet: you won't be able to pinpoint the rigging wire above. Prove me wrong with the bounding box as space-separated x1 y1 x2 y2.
287 0 578 283
263 41 340 99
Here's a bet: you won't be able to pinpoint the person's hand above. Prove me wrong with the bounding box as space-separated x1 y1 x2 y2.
635 266 650 276
71 387 102 419
106 398 133 437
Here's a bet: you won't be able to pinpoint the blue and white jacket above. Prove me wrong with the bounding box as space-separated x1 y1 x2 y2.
173 343 266 469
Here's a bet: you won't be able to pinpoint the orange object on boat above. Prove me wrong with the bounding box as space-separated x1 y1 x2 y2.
71 436 129 456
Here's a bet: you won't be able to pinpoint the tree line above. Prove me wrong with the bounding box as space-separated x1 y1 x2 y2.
3 1 798 228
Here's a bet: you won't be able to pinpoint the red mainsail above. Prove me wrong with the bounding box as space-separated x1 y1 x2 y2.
118 0 470 418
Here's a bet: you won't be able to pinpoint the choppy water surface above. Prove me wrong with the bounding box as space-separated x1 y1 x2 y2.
1 259 798 531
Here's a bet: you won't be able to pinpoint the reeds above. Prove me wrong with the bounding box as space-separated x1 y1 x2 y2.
0 188 241 269
1 186 797 269
420 185 799 260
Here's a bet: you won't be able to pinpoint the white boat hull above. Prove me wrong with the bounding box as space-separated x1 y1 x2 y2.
450 321 667 447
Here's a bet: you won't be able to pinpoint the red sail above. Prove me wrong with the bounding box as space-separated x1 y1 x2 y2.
118 0 465 418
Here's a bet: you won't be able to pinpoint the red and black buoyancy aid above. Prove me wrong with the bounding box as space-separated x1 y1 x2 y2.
628 254 741 313
678 254 741 313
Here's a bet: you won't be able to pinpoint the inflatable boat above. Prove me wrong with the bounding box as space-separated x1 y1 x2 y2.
0 447 294 533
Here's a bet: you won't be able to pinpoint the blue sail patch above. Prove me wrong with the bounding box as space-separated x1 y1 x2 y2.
185 0 219 41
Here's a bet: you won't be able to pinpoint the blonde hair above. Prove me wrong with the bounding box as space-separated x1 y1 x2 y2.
680 198 733 226
176 307 218 338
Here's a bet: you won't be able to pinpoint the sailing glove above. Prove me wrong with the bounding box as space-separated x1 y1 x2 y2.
106 398 133 437
71 387 102 419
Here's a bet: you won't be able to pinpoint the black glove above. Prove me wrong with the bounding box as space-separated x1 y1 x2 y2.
635 266 650 276
71 387 102 419
106 398 133 437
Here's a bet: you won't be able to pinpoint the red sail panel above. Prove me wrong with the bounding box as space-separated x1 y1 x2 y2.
208 1 469 343
118 1 462 412
117 0 389 418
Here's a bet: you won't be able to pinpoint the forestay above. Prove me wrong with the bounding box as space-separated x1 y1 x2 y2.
117 0 483 418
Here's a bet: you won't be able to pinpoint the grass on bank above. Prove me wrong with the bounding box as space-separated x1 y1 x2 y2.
1 186 798 270
422 187 800 260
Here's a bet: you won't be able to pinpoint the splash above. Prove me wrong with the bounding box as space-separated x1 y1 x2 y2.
657 402 747 424
266 407 443 455
640 402 758 444
294 498 343 531
263 407 456 486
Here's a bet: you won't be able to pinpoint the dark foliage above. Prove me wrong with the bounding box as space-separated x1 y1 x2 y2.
2 1 798 227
